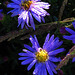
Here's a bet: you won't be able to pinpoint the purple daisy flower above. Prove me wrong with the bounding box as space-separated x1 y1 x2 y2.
7 0 50 30
63 21 75 62
63 21 75 44
18 33 65 75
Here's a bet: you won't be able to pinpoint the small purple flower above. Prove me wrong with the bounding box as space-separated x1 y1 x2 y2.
58 70 63 75
59 27 66 34
18 33 65 75
7 0 50 30
0 9 4 20
63 21 75 44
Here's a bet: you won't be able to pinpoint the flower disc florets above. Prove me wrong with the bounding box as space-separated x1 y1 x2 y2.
36 48 49 62
21 1 33 10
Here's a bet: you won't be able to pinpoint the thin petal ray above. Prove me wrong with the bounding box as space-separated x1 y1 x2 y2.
27 59 37 71
21 58 34 65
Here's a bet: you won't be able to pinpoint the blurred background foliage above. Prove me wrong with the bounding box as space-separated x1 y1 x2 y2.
0 0 75 75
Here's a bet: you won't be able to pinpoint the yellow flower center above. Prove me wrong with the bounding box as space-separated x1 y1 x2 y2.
36 49 49 62
21 0 33 10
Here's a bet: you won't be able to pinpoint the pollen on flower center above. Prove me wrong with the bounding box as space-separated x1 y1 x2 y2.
21 1 33 10
36 49 49 62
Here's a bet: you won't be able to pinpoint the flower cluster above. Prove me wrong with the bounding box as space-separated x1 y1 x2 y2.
19 33 65 75
6 0 75 74
7 0 50 30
